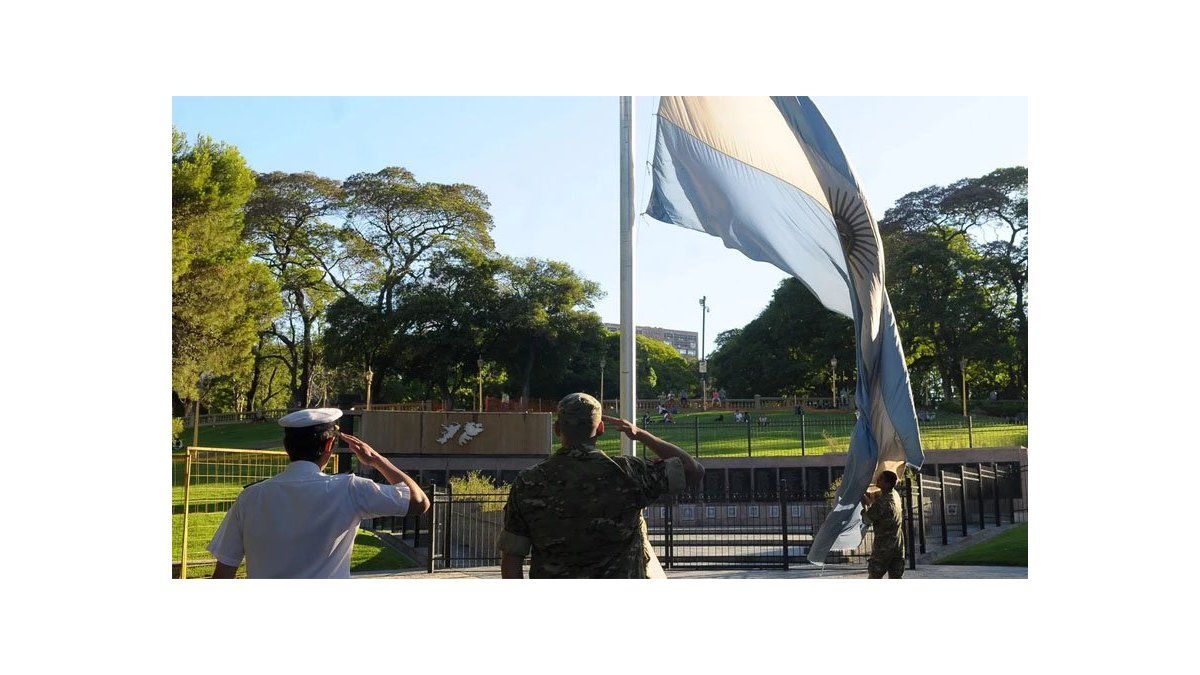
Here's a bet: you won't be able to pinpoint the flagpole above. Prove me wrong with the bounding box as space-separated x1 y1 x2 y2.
619 95 637 457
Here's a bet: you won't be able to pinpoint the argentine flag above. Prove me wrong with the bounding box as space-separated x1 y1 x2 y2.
645 96 924 563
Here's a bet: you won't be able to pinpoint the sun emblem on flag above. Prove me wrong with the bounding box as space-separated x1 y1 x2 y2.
827 187 878 277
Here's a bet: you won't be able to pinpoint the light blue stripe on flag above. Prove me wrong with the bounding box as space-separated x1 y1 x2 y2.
648 116 853 319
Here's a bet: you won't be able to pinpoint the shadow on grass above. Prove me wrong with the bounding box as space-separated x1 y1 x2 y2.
173 528 416 577
350 531 418 572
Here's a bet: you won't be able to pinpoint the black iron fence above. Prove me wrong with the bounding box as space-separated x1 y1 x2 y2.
375 483 876 572
367 463 1027 573
645 490 872 569
910 462 1026 554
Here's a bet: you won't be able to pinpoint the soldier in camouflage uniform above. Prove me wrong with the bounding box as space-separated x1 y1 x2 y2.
498 392 704 578
862 470 905 578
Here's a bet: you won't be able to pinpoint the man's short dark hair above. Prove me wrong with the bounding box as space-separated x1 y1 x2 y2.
879 470 899 487
283 423 338 463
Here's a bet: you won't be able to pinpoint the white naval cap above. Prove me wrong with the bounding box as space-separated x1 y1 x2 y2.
278 407 343 428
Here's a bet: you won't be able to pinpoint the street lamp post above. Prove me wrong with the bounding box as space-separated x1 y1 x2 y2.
599 357 606 408
365 366 374 411
830 356 838 409
477 355 484 413
960 357 968 417
700 296 710 410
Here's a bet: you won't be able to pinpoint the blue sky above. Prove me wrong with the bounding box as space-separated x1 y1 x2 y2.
172 96 1027 358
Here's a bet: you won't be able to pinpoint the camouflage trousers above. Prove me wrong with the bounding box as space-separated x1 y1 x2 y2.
867 551 905 579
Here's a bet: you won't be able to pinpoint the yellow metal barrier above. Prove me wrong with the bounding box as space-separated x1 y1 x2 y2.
174 447 338 579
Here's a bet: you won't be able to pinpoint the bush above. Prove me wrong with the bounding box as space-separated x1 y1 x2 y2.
448 470 509 512
974 400 1027 418
936 398 1027 419
937 399 965 415
448 470 508 495
824 475 843 503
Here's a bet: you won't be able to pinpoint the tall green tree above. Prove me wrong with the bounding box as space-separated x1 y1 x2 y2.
707 278 854 398
556 328 696 401
329 167 494 298
400 245 507 401
943 167 1028 394
172 129 280 411
244 171 343 406
491 257 603 403
881 166 1027 398
321 167 495 396
633 333 696 398
882 225 1007 404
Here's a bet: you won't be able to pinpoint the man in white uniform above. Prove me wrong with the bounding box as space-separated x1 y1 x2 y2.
207 408 429 579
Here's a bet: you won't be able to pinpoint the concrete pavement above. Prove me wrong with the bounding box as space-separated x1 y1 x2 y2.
354 563 1026 580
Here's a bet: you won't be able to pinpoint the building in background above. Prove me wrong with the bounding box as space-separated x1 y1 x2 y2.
603 323 698 359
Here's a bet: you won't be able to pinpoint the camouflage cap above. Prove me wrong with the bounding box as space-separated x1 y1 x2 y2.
557 392 602 435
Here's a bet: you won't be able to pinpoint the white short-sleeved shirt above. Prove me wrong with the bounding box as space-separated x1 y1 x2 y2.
207 461 411 579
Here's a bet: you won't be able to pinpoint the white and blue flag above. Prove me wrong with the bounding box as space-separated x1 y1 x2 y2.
645 96 924 563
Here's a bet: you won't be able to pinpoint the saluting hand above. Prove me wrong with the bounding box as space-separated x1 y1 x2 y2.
339 432 385 469
602 415 641 440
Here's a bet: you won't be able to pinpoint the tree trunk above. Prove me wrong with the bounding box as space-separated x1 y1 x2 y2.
371 367 385 405
288 289 312 407
264 364 280 407
298 299 315 407
1014 282 1027 397
937 360 955 403
286 343 299 407
520 343 535 407
246 335 267 411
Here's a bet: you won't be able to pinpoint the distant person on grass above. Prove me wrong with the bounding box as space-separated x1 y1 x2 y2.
207 408 429 579
498 393 703 578
861 469 905 579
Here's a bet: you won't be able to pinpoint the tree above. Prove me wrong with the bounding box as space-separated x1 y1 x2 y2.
632 333 695 398
172 129 281 410
558 328 696 401
244 171 343 406
944 167 1028 395
324 244 503 404
490 257 603 403
327 167 494 299
319 167 496 397
881 166 1027 398
882 225 1007 404
400 245 507 403
707 278 854 398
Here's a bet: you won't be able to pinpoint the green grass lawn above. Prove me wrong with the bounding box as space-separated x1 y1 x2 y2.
181 422 285 450
936 524 1028 566
172 482 244 506
590 408 1026 458
172 510 416 578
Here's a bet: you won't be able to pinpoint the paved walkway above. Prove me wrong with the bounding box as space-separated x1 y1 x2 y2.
357 518 1028 580
355 563 1025 580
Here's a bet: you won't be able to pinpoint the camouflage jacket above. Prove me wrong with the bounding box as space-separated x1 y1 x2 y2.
497 443 686 578
863 489 904 559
